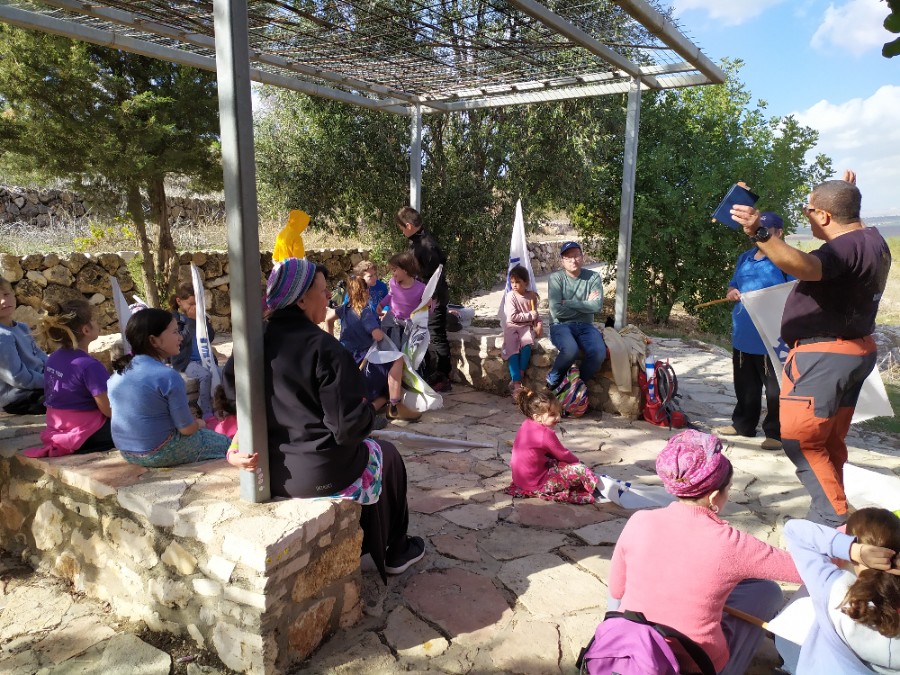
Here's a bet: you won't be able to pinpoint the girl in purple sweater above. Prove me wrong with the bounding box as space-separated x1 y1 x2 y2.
505 387 600 504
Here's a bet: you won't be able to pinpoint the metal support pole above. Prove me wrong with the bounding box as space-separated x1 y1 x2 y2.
614 77 641 329
409 104 423 210
213 0 270 502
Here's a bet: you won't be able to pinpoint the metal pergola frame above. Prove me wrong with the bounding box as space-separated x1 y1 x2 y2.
0 0 724 502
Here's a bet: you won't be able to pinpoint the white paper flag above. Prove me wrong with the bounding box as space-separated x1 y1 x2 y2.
109 275 133 354
498 199 537 324
740 281 893 423
190 264 221 390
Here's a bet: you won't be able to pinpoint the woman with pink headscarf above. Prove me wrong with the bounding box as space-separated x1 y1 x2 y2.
609 430 802 674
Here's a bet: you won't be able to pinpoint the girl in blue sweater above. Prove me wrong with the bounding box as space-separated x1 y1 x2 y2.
0 278 47 414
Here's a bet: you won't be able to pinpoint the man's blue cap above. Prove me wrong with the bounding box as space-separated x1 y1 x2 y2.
759 212 784 229
560 241 582 255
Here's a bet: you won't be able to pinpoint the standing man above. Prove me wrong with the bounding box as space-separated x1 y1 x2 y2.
546 241 606 392
396 206 452 392
731 171 891 526
716 212 793 451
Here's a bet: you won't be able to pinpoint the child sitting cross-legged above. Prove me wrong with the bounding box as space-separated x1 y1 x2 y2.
23 299 114 457
505 387 601 504
108 308 232 468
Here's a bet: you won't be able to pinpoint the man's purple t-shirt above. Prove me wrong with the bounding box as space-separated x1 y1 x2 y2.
781 227 891 345
44 349 109 411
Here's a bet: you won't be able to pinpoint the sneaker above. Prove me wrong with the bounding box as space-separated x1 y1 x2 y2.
387 402 422 422
372 415 388 430
508 380 523 397
714 426 739 436
761 437 783 451
385 535 425 575
430 378 452 393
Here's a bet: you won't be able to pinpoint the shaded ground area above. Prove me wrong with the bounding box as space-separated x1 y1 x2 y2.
2 333 897 674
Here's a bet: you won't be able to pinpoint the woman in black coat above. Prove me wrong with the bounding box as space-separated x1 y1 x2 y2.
263 257 424 580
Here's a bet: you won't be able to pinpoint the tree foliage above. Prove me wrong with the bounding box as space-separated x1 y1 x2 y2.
0 25 221 306
571 60 832 333
255 89 624 297
884 0 900 58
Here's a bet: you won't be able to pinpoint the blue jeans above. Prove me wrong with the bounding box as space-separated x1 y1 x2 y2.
547 322 606 387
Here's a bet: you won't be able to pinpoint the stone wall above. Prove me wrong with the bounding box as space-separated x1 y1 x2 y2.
526 241 597 276
0 184 224 229
449 327 641 418
0 440 364 674
0 248 371 334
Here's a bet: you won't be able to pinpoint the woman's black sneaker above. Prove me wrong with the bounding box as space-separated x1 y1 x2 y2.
385 536 425 575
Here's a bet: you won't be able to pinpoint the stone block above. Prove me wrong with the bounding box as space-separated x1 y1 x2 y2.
25 270 48 287
33 500 67 551
42 264 75 286
149 576 192 609
203 554 236 583
291 528 363 601
161 541 197 575
0 254 23 282
104 516 159 569
286 597 336 662
192 578 223 597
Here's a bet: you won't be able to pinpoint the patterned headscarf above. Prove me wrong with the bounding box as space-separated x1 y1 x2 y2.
656 430 732 498
266 257 317 311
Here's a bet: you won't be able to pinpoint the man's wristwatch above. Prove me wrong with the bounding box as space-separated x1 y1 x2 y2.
750 226 771 243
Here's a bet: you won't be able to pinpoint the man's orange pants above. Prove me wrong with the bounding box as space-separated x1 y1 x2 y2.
779 336 876 527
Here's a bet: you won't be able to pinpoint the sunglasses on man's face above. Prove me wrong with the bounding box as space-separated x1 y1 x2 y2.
801 203 831 217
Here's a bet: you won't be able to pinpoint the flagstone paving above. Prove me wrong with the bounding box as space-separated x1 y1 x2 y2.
1 335 897 674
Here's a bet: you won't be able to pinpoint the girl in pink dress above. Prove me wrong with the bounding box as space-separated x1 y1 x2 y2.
501 265 542 396
505 387 600 504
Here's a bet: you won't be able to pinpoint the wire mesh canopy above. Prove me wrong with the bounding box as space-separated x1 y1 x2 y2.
0 0 723 114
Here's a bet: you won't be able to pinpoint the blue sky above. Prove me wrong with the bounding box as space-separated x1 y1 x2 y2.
671 0 900 216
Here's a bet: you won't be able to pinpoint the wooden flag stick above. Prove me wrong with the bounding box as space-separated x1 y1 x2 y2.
695 297 731 310
724 605 769 630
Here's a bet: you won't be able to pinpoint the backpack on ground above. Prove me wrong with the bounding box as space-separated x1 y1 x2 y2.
554 364 589 417
637 359 688 429
577 610 716 675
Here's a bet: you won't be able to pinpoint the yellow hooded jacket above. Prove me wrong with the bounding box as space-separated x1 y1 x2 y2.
273 209 309 262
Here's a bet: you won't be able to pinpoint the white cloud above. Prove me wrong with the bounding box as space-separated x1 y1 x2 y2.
810 0 890 56
671 0 785 26
794 85 900 215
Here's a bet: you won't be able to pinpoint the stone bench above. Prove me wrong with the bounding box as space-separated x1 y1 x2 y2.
449 327 641 418
0 416 363 674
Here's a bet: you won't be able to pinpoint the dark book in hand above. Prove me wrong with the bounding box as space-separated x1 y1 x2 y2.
712 184 759 230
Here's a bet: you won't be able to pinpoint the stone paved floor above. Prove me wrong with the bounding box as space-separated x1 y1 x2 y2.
1 336 897 674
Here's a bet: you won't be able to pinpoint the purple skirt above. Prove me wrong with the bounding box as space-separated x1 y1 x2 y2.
362 360 393 401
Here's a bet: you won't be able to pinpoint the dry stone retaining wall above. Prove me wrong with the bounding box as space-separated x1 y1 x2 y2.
0 242 567 334
0 184 224 229
0 248 371 334
0 445 364 674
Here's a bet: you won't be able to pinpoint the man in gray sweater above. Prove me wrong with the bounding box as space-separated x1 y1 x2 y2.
546 241 606 392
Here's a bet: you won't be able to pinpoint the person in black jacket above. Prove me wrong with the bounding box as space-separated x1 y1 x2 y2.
396 206 452 391
263 257 425 579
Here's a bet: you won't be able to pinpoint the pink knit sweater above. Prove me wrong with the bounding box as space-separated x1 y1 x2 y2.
609 502 801 671
510 417 580 491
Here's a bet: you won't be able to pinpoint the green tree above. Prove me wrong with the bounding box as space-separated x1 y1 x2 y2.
884 0 900 58
572 60 832 332
255 90 623 297
0 26 221 306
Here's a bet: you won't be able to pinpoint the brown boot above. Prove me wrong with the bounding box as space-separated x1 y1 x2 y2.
387 401 422 422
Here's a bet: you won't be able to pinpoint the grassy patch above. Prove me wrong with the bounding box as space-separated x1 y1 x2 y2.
859 380 900 435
